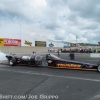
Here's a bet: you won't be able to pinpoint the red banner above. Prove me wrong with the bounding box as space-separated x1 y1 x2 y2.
4 38 21 46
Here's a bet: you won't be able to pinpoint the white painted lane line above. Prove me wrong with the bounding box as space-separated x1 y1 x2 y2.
0 68 100 82
86 94 100 100
0 65 10 67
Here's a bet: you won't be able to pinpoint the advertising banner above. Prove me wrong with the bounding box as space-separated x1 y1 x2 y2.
35 41 46 47
49 43 54 47
4 38 21 46
24 40 32 46
0 38 4 46
98 42 100 45
63 44 70 48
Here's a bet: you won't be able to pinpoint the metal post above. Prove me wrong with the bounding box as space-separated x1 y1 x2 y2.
58 50 60 57
20 24 21 40
76 35 77 46
19 24 22 46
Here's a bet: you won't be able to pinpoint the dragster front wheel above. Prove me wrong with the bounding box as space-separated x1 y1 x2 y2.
97 64 100 72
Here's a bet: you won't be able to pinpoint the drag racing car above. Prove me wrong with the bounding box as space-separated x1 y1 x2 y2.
0 51 100 72
46 54 100 72
6 53 48 67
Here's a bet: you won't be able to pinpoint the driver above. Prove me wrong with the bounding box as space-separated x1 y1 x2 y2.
31 51 36 59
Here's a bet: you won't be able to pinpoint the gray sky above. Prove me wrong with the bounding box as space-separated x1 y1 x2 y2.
0 0 100 45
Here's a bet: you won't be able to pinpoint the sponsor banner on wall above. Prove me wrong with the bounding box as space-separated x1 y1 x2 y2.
4 38 21 46
49 43 54 47
24 40 32 46
98 42 100 45
0 38 4 46
35 41 46 47
63 44 70 48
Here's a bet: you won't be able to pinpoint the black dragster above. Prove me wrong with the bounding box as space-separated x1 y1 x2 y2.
6 53 100 72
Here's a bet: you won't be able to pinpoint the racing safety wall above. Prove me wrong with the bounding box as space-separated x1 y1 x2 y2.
0 38 21 46
0 46 64 53
0 46 48 53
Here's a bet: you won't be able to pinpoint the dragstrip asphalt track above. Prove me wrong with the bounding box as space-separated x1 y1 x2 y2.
0 53 100 100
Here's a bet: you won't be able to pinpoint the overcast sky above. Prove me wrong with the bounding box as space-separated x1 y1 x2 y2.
0 0 100 45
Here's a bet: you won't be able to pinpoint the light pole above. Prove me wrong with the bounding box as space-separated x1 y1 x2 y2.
76 35 77 45
20 24 21 40
19 23 22 46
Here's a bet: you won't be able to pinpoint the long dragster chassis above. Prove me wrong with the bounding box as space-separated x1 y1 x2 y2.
5 53 100 72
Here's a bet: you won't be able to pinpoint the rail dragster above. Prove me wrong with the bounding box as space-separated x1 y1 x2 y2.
46 54 100 72
0 51 100 72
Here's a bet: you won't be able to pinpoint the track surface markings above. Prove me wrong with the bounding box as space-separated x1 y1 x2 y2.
0 68 100 82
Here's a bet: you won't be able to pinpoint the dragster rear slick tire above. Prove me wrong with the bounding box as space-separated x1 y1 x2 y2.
35 61 42 66
9 58 16 66
35 57 48 67
41 57 48 67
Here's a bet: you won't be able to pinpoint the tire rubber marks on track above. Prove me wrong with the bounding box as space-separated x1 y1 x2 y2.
0 68 100 82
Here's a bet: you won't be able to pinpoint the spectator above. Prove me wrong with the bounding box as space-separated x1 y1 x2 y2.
48 48 50 52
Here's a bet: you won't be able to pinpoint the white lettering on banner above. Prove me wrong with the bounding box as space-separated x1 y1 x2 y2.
4 39 19 44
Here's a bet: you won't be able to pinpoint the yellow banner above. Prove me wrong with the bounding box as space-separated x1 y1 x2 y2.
0 38 4 46
24 40 32 46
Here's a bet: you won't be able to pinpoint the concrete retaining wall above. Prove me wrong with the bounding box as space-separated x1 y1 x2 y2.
0 46 100 53
0 46 48 53
0 46 63 53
